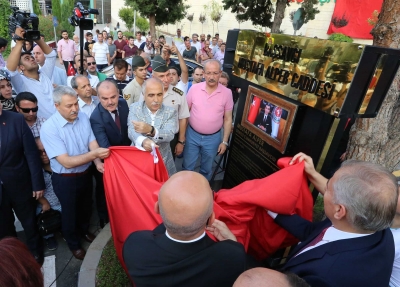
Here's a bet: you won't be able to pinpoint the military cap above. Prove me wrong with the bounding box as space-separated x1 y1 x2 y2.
131 56 146 68
152 55 169 72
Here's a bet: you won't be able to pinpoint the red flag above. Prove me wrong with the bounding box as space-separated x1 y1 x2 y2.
67 62 76 76
104 147 313 265
247 95 261 123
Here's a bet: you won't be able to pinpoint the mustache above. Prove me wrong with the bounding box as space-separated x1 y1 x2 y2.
70 111 78 115
208 79 216 83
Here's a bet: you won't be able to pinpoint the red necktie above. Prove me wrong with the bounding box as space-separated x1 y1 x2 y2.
293 227 329 257
112 110 121 131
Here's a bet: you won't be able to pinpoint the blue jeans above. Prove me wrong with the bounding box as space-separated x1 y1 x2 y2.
182 125 221 180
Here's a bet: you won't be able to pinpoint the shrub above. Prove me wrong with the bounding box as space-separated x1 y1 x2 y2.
328 33 353 43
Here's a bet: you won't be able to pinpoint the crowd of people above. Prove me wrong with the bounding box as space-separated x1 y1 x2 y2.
0 25 399 287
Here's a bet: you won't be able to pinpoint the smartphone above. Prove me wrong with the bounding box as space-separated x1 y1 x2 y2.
165 36 173 46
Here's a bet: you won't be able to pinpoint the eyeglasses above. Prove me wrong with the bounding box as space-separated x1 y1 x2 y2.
18 106 39 113
87 62 96 66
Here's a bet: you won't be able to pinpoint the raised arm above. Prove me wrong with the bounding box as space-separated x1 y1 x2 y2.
170 43 188 84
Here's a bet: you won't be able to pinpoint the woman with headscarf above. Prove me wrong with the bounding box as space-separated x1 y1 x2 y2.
0 70 16 112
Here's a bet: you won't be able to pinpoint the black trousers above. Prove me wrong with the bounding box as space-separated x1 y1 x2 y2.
170 133 179 160
90 164 108 222
63 60 74 72
51 171 92 251
0 189 41 254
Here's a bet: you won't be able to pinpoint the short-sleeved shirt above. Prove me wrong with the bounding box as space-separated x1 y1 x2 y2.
187 82 233 134
40 111 96 173
92 42 109 65
30 116 47 138
114 39 127 58
84 40 96 55
123 44 138 58
134 39 145 49
57 39 75 61
123 77 143 106
162 85 190 134
5 50 57 119
108 44 117 58
182 46 197 61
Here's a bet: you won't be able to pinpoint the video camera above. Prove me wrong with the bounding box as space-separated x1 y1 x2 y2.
68 2 99 30
9 7 40 41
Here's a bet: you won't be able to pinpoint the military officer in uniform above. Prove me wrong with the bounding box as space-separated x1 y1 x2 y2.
142 55 190 159
122 56 148 107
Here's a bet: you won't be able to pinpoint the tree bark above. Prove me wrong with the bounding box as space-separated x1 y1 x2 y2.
346 0 400 171
149 14 156 39
271 0 287 33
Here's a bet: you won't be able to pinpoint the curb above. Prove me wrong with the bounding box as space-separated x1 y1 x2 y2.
78 224 112 287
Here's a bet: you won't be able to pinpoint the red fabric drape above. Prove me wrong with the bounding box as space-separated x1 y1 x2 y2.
104 147 313 265
327 0 383 39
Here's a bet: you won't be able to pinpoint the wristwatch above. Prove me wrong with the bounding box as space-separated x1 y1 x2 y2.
147 126 155 136
222 141 229 146
178 140 186 146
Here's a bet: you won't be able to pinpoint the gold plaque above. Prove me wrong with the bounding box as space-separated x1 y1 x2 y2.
232 30 366 116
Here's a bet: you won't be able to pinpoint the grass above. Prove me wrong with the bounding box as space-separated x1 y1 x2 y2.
96 239 132 287
313 194 325 222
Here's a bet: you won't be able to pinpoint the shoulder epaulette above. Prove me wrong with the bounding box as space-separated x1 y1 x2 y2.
172 87 184 96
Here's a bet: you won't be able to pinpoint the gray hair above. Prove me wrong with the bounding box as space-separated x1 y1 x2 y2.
159 196 213 239
141 77 163 96
332 160 398 232
140 52 151 64
53 86 77 104
70 75 88 89
220 71 230 82
203 59 221 71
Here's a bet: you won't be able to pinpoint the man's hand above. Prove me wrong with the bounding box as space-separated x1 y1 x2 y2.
132 120 152 134
206 219 237 242
290 152 316 176
175 142 184 156
217 143 227 155
94 148 110 159
170 42 178 55
33 190 44 199
142 138 159 152
96 162 105 173
59 58 63 65
14 27 25 41
41 200 51 212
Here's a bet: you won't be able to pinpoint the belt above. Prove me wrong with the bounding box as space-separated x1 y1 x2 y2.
54 168 90 177
189 125 220 136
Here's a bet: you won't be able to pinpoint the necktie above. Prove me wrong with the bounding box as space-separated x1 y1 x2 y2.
293 227 329 257
112 110 121 131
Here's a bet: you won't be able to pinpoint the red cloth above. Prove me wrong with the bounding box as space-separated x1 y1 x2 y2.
67 62 76 76
327 0 383 39
213 158 313 260
247 96 261 124
104 148 313 264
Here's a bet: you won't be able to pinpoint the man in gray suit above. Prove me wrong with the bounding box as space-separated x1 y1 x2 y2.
128 78 177 176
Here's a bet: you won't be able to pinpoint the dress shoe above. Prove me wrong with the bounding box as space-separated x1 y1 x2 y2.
45 237 58 251
82 232 96 243
32 250 44 266
71 248 86 260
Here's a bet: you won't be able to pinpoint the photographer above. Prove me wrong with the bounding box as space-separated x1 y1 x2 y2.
5 27 57 119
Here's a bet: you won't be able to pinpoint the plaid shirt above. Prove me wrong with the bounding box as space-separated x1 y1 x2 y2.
30 116 46 138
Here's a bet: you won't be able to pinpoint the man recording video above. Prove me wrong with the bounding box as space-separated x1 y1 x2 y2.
5 27 57 119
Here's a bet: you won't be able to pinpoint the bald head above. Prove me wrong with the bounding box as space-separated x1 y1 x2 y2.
233 268 309 287
32 45 45 66
158 171 213 240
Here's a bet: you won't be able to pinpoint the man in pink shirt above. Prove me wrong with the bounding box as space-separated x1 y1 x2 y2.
57 30 75 72
182 59 233 180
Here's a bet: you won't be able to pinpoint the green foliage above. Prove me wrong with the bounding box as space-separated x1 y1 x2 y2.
313 195 325 222
39 15 56 42
301 0 319 24
123 31 133 38
33 0 42 15
223 0 275 28
50 0 74 39
124 0 189 27
328 33 353 43
96 240 131 287
118 7 134 31
136 15 149 33
51 0 61 20
0 0 12 57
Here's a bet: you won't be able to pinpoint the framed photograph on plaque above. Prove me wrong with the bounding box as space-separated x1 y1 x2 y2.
242 86 298 153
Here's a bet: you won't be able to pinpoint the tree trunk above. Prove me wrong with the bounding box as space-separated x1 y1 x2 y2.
149 14 156 40
346 0 400 171
271 0 287 33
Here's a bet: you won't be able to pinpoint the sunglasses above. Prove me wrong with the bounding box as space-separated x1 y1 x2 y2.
18 106 38 113
87 62 96 66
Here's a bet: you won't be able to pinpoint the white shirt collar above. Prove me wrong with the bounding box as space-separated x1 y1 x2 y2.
165 230 206 243
323 226 372 242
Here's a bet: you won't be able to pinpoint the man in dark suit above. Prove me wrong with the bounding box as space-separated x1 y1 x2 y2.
0 101 45 264
90 80 131 148
90 80 130 227
123 171 256 287
267 152 398 287
254 104 272 135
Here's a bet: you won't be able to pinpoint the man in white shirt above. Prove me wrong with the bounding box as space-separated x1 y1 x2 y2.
6 27 56 119
104 23 111 34
92 34 110 70
71 75 99 118
134 32 145 48
191 34 201 61
33 45 67 87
